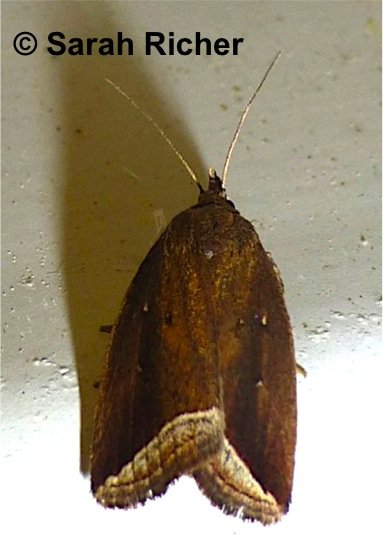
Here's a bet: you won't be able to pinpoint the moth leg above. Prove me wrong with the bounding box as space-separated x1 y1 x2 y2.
296 363 307 377
99 324 114 334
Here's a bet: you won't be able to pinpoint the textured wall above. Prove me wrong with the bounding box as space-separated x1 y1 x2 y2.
2 2 381 538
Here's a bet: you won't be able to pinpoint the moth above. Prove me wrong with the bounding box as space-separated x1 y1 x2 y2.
91 52 298 524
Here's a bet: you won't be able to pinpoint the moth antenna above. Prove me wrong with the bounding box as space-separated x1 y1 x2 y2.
221 50 282 188
106 78 203 192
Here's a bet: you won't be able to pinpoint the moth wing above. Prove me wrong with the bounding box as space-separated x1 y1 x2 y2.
91 216 225 508
193 213 297 523
91 200 297 523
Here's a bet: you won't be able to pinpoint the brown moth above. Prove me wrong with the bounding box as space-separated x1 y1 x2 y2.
91 52 297 524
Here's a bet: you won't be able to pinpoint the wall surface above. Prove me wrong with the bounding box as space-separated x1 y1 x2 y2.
1 2 382 539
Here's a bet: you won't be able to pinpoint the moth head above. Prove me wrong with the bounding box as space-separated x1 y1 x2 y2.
197 168 237 208
207 168 226 198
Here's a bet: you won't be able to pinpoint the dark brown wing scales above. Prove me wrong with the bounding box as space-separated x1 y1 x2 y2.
192 208 296 522
91 197 230 507
169 196 296 523
91 179 297 524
